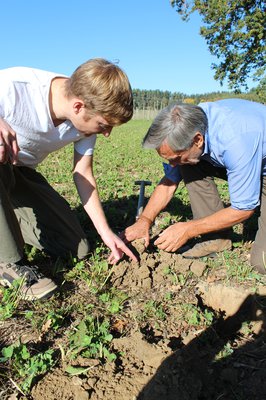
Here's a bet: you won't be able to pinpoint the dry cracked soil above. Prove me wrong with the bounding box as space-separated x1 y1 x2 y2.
2 238 266 400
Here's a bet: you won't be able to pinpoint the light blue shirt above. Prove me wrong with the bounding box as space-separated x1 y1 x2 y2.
164 99 266 211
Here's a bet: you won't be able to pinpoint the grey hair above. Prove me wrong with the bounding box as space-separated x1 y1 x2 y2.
142 103 208 151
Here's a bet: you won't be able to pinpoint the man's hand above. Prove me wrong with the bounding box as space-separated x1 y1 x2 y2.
154 221 191 252
120 216 151 247
0 118 20 164
101 229 138 265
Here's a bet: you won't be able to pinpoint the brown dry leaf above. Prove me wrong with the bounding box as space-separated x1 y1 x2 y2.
111 319 127 333
41 318 52 334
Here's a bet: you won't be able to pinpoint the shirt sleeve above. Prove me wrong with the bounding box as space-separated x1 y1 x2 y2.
74 134 97 156
163 162 182 183
224 131 262 210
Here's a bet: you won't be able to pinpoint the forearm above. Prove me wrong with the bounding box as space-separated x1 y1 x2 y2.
74 173 111 237
186 207 254 240
141 177 178 222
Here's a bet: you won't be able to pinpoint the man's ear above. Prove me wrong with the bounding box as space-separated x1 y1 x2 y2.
193 132 204 149
73 100 85 114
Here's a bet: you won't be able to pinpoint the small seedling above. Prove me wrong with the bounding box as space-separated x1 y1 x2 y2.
215 342 234 361
142 300 167 321
0 279 24 320
180 303 214 327
66 315 116 364
0 342 55 393
99 288 128 315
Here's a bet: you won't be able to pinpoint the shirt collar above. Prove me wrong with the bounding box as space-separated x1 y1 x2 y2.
201 133 209 158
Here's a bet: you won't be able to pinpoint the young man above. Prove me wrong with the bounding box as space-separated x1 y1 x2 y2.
123 99 266 274
0 58 137 300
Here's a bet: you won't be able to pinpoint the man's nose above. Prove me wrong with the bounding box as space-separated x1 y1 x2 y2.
103 127 113 137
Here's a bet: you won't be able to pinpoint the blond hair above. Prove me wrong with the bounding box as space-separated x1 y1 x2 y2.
65 58 133 125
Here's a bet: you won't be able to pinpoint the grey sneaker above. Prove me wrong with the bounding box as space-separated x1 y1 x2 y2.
0 262 57 300
182 239 232 259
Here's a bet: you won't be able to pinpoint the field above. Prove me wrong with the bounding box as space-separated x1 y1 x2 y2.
1 120 266 400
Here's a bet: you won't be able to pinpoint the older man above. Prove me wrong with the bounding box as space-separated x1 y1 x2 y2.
124 99 266 274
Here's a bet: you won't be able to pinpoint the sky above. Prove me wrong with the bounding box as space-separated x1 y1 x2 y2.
1 1 251 95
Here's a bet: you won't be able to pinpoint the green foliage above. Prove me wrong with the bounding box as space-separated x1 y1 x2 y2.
209 250 263 283
0 280 24 320
133 88 263 114
142 300 167 321
99 289 128 315
255 76 266 103
65 249 117 297
0 342 55 393
181 303 214 327
171 0 266 94
215 342 234 360
41 309 65 332
66 316 116 362
133 88 186 110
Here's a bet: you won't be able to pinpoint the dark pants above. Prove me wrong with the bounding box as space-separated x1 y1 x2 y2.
181 160 266 271
0 164 90 264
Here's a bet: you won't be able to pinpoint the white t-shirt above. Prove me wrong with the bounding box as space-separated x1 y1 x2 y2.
0 67 96 168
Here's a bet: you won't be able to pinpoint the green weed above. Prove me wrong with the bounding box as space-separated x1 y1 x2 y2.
214 342 234 361
180 303 214 327
163 267 189 286
40 309 65 332
66 316 116 363
0 342 55 394
0 280 24 320
141 300 167 321
221 251 263 283
99 288 128 315
65 248 115 294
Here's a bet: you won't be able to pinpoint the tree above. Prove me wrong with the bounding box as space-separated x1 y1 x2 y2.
171 0 266 92
256 76 266 101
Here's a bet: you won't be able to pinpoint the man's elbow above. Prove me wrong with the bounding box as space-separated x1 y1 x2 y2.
241 208 255 222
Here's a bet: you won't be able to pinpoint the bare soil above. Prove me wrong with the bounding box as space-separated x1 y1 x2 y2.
1 238 266 400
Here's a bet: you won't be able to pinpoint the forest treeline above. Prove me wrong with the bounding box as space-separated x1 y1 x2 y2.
132 87 264 119
133 87 262 110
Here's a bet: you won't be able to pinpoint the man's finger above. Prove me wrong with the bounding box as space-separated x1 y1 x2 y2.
144 234 150 248
119 242 138 262
10 137 20 164
154 236 164 245
108 249 121 265
0 141 6 164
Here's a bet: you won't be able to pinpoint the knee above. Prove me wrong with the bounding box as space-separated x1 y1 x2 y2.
77 238 90 260
250 243 266 275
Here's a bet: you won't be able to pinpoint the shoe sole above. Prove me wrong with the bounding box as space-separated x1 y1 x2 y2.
0 278 58 301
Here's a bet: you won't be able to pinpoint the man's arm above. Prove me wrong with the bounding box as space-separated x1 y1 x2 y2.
73 150 137 264
123 176 178 246
155 206 254 252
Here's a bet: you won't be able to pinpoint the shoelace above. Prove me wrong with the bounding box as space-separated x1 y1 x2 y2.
8 264 44 286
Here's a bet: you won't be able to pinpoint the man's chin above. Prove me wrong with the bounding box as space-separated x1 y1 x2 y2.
187 159 200 165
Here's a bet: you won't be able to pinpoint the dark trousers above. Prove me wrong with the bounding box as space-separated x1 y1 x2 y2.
181 160 266 271
0 164 90 264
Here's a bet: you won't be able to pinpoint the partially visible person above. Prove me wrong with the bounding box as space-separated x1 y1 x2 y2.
0 58 137 300
123 99 266 274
